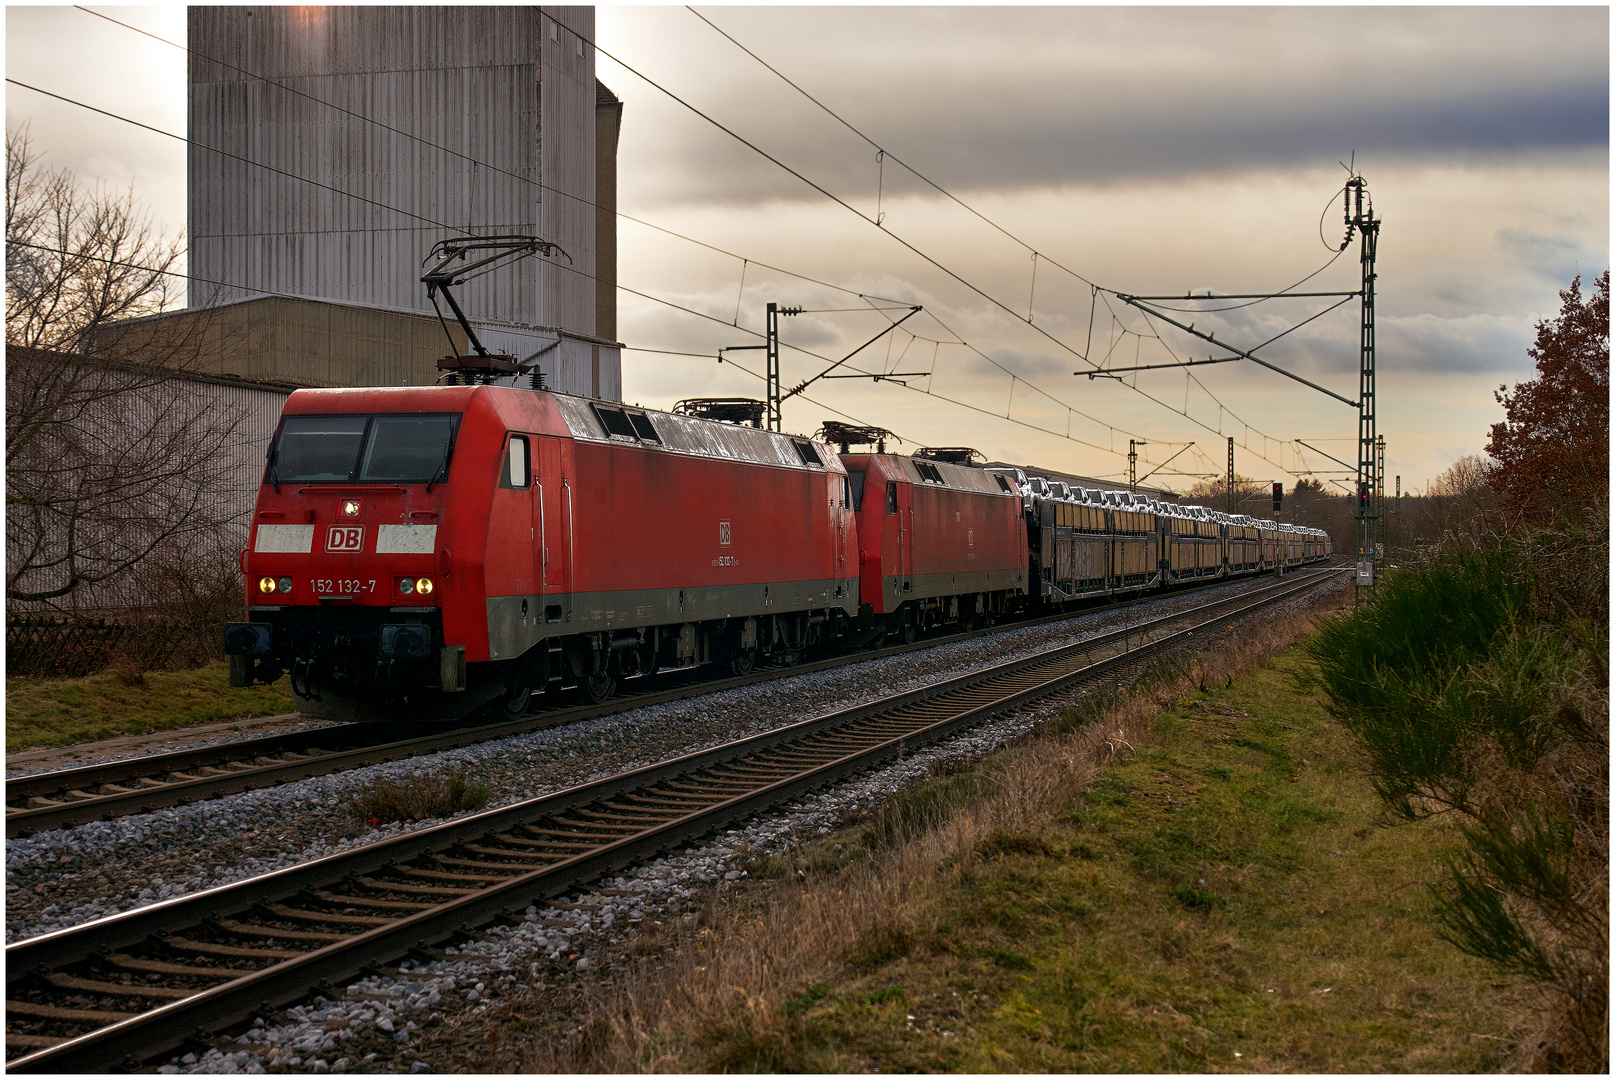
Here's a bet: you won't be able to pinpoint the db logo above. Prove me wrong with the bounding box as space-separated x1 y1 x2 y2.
718 521 732 547
326 525 365 552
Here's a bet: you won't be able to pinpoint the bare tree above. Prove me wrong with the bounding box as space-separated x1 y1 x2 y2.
6 125 245 618
6 125 183 353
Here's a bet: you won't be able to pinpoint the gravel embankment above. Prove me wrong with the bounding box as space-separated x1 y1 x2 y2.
151 576 1347 1074
11 576 1346 1076
6 576 1295 945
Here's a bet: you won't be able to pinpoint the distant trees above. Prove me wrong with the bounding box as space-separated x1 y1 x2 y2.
1487 271 1609 526
1183 473 1267 512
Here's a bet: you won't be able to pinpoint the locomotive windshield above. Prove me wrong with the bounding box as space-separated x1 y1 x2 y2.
268 413 461 484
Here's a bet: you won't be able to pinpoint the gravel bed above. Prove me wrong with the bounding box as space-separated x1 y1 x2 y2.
7 575 1297 944
150 575 1346 1074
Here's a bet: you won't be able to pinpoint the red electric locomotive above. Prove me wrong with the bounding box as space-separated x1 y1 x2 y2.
225 385 858 721
841 448 1028 640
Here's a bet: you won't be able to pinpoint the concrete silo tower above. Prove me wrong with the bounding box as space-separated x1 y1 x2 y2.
186 5 621 397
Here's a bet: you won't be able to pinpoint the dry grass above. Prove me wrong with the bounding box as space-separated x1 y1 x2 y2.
512 586 1510 1072
345 772 491 826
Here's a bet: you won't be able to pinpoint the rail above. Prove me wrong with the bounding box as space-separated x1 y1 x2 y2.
5 571 1337 1070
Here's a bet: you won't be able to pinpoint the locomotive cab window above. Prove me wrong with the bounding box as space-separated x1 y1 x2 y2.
792 439 821 467
268 413 461 484
848 470 866 511
500 434 531 489
885 481 899 514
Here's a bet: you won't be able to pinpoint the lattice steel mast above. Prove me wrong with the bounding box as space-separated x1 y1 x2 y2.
1344 177 1380 603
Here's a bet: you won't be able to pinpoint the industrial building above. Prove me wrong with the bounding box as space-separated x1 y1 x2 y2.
157 4 622 395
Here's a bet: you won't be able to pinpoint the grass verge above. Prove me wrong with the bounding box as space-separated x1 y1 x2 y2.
6 661 298 750
520 588 1533 1072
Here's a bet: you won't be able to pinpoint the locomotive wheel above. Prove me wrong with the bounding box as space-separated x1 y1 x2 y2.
729 648 756 677
775 648 802 668
500 685 534 720
580 672 616 704
900 621 918 645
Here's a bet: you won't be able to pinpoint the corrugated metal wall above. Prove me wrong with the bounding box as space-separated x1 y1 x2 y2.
538 6 598 338
189 6 600 339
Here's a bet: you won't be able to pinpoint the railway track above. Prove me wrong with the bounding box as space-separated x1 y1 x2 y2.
6 568 1330 838
5 569 1338 1071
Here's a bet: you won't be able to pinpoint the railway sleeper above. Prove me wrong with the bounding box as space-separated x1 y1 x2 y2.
308 888 434 912
499 831 601 851
163 937 301 961
456 843 559 862
104 955 242 980
397 866 513 885
43 973 197 1002
261 904 393 928
212 919 347 944
432 855 546 873
6 1000 139 1024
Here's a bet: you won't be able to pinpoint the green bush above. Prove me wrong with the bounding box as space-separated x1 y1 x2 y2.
1307 527 1607 1069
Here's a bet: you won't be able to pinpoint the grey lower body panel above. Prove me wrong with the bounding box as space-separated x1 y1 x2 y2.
486 578 860 661
881 566 1027 612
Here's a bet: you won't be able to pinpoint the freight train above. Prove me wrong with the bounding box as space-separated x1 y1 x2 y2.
225 385 1331 721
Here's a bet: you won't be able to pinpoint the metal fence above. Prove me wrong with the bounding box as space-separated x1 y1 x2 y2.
6 614 193 679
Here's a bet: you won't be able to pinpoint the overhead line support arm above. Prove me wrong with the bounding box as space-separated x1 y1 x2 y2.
1112 294 1358 408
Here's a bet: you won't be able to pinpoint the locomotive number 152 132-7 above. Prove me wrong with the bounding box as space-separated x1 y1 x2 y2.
310 579 377 594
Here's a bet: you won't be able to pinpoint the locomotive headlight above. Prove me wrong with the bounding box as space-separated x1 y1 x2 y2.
277 576 293 594
398 577 415 595
258 576 278 594
414 577 434 596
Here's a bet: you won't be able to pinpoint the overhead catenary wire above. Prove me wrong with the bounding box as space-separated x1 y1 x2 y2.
655 9 1357 477
10 235 899 439
11 73 1168 468
76 3 1331 471
55 6 1131 445
70 6 922 312
54 8 1342 479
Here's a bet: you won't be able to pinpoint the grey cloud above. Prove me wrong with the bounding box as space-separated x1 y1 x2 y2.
613 7 1608 210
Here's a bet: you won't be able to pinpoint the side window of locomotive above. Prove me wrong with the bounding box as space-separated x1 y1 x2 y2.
593 405 638 439
500 434 531 489
840 476 852 509
848 470 866 511
885 481 899 514
792 439 821 467
995 474 1012 494
627 412 661 443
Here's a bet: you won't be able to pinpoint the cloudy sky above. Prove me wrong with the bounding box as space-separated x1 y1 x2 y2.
7 5 1608 493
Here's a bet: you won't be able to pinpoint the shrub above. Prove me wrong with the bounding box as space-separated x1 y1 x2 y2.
1307 526 1607 1069
346 771 491 825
